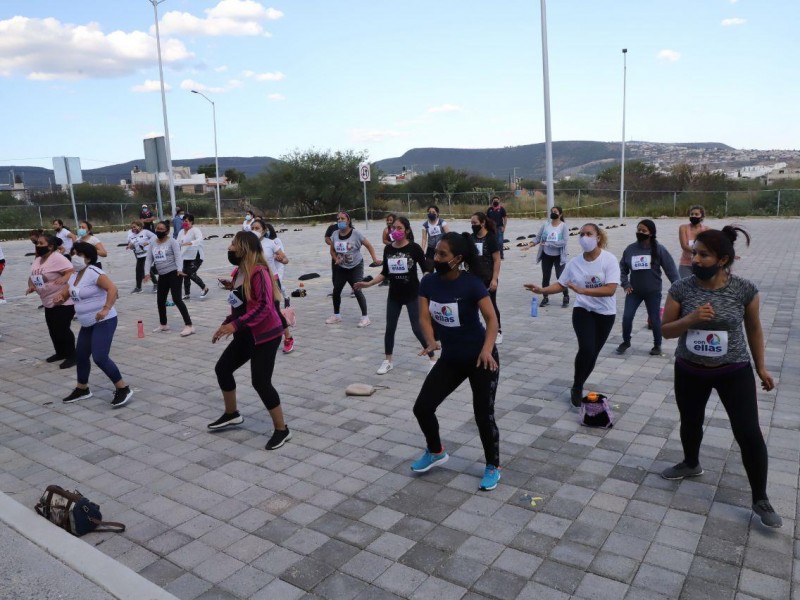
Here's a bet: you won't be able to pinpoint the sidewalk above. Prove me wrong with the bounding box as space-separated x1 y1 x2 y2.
0 217 797 599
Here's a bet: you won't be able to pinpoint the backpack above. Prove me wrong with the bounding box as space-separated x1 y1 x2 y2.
35 485 125 537
579 393 614 429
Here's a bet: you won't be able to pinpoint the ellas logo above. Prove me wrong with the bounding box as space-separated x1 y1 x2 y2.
585 275 604 289
435 305 456 324
694 333 723 353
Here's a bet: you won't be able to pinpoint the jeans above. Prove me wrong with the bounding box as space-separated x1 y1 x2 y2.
332 263 367 315
182 258 206 294
215 332 281 410
76 317 122 385
44 304 76 359
541 253 568 300
622 290 662 346
385 296 431 356
496 229 505 259
157 270 192 326
135 256 158 288
571 307 615 392
413 349 500 466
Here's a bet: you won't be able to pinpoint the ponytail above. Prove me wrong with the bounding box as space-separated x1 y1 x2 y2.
696 225 750 270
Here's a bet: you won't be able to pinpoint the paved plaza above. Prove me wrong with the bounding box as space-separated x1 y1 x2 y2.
0 216 798 600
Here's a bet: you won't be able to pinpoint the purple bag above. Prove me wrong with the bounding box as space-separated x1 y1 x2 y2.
579 393 614 428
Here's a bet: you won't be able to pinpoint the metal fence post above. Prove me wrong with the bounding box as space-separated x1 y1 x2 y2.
407 193 411 218
38 206 43 227
777 190 781 216
577 188 581 217
120 204 125 226
673 192 677 216
725 192 728 217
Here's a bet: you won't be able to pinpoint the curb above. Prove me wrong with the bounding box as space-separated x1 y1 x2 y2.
0 491 178 600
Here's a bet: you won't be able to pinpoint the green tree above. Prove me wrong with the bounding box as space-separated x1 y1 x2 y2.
224 168 246 183
197 163 216 177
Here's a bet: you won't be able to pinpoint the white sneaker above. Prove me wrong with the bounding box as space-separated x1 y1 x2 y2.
0 299 7 304
358 317 371 328
180 325 195 337
376 360 393 375
496 332 503 345
152 325 170 333
325 315 342 324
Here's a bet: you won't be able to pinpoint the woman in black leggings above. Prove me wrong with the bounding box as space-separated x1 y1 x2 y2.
470 212 502 344
661 226 781 528
526 223 620 407
208 232 290 451
412 232 501 492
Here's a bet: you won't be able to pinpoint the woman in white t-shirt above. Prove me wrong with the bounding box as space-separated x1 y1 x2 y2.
525 223 620 407
77 221 108 260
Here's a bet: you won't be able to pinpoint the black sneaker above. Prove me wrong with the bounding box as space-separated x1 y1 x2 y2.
570 387 582 408
616 341 631 355
183 294 191 300
661 461 703 480
649 346 662 356
562 296 570 308
540 296 550 307
207 411 243 430
131 287 142 294
111 386 133 408
63 387 92 403
200 288 210 298
59 358 76 370
45 354 63 363
752 499 783 528
266 427 292 450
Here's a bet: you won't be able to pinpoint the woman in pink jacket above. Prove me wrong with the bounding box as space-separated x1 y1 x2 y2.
208 232 291 450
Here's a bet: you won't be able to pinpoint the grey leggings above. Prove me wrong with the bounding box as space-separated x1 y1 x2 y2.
385 296 432 357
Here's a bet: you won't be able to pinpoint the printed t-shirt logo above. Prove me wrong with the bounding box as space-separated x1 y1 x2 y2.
429 301 460 328
584 274 604 289
334 241 349 254
428 225 442 237
153 247 167 263
686 329 728 357
474 242 484 256
632 255 651 270
546 230 559 242
388 258 409 274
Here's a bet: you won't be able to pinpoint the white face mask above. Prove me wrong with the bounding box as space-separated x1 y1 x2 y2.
72 256 88 272
579 235 598 253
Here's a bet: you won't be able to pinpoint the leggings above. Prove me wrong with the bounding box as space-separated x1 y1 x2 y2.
215 332 281 410
674 360 768 502
135 257 159 288
44 304 76 359
182 258 206 294
385 296 431 357
571 307 615 392
76 317 122 385
156 270 192 326
541 253 568 299
0 260 5 298
622 290 662 346
413 348 500 466
482 283 502 332
332 263 367 315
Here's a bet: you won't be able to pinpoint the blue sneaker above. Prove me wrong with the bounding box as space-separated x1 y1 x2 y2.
479 465 501 491
410 449 449 473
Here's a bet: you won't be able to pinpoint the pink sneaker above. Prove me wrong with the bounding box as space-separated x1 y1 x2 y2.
282 337 295 354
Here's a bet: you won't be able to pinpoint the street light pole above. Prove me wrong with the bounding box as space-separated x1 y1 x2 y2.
619 48 628 219
191 90 222 226
540 0 555 211
149 0 176 219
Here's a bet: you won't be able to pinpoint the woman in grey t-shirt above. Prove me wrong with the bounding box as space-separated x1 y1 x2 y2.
660 226 781 528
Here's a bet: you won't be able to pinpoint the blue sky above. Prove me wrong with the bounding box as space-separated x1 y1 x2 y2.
1 0 797 171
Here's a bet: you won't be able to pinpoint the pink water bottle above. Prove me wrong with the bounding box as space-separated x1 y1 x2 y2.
137 320 145 338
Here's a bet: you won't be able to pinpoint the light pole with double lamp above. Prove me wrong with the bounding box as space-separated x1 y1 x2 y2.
191 90 222 227
620 48 628 218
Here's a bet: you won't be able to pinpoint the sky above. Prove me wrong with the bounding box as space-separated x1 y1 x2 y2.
1 0 798 173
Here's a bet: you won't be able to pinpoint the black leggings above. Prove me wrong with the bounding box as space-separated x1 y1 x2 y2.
674 361 768 502
571 307 615 392
413 349 500 466
332 263 367 315
483 283 502 332
215 332 281 410
135 257 159 288
44 304 76 359
182 259 206 294
385 296 431 357
541 253 568 299
156 270 192 326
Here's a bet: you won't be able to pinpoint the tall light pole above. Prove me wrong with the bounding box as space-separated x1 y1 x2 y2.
149 0 176 219
540 0 555 211
191 90 222 226
619 48 628 218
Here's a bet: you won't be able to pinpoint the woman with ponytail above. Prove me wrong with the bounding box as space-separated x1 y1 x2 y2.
532 205 570 307
660 226 781 528
411 232 502 492
616 219 679 355
470 212 503 344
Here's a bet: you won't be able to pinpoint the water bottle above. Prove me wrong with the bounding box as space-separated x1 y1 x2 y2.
530 296 538 318
137 320 145 338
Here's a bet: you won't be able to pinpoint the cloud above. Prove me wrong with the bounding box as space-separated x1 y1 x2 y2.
427 103 462 113
158 0 283 37
0 16 192 80
132 79 171 93
657 49 681 62
227 79 243 89
267 93 285 101
180 79 227 93
349 129 404 143
243 70 285 81
721 17 746 26
214 65 228 72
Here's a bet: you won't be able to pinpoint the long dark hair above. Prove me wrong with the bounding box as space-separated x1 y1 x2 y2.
695 225 750 271
551 205 565 223
472 212 497 234
638 219 659 263
394 216 415 243
439 232 488 280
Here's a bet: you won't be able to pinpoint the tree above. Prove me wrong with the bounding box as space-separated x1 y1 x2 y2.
196 163 216 177
224 168 246 183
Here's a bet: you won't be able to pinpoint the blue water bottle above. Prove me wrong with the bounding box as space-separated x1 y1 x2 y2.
530 296 538 318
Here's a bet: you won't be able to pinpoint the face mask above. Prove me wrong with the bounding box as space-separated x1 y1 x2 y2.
692 263 720 281
428 212 437 221
77 228 87 237
178 214 184 219
54 226 62 232
579 235 598 253
636 232 650 242
155 230 168 239
227 250 241 266
549 212 559 220
182 221 191 230
245 215 252 221
253 230 264 239
689 216 702 225
71 256 88 272
337 222 347 230
493 201 499 207
433 260 455 275
35 246 49 257
390 230 405 241
471 224 482 235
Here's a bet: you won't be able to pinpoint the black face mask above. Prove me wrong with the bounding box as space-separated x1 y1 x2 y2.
492 201 499 207
227 251 241 266
636 232 650 242
35 246 49 257
692 263 720 281
433 260 453 275
155 230 168 239
428 213 437 221
689 216 702 225
549 213 559 220
471 224 482 235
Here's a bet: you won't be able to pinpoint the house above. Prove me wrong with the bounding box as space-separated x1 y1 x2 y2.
767 165 800 185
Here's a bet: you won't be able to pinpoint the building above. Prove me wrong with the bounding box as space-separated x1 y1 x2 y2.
129 166 229 195
767 165 800 185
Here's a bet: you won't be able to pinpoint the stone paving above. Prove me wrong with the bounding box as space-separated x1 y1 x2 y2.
0 216 798 600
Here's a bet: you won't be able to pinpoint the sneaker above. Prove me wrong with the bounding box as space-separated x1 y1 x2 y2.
376 360 393 375
282 337 295 354
183 293 191 300
38 305 44 310
410 449 449 473
0 299 6 304
207 411 243 430
152 325 170 333
540 296 550 307
752 500 783 528
325 315 342 325
200 288 210 298
266 427 292 450
152 284 158 293
649 346 662 356
479 465 501 491
166 300 175 307
616 341 631 354
495 332 503 345
358 317 371 328
111 386 133 408
59 358 76 370
570 387 582 408
562 296 570 308
350 291 356 298
45 354 63 363
131 287 142 294
661 461 704 480
63 387 92 403
180 325 195 337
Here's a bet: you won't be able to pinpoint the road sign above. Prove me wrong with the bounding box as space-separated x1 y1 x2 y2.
359 163 371 182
